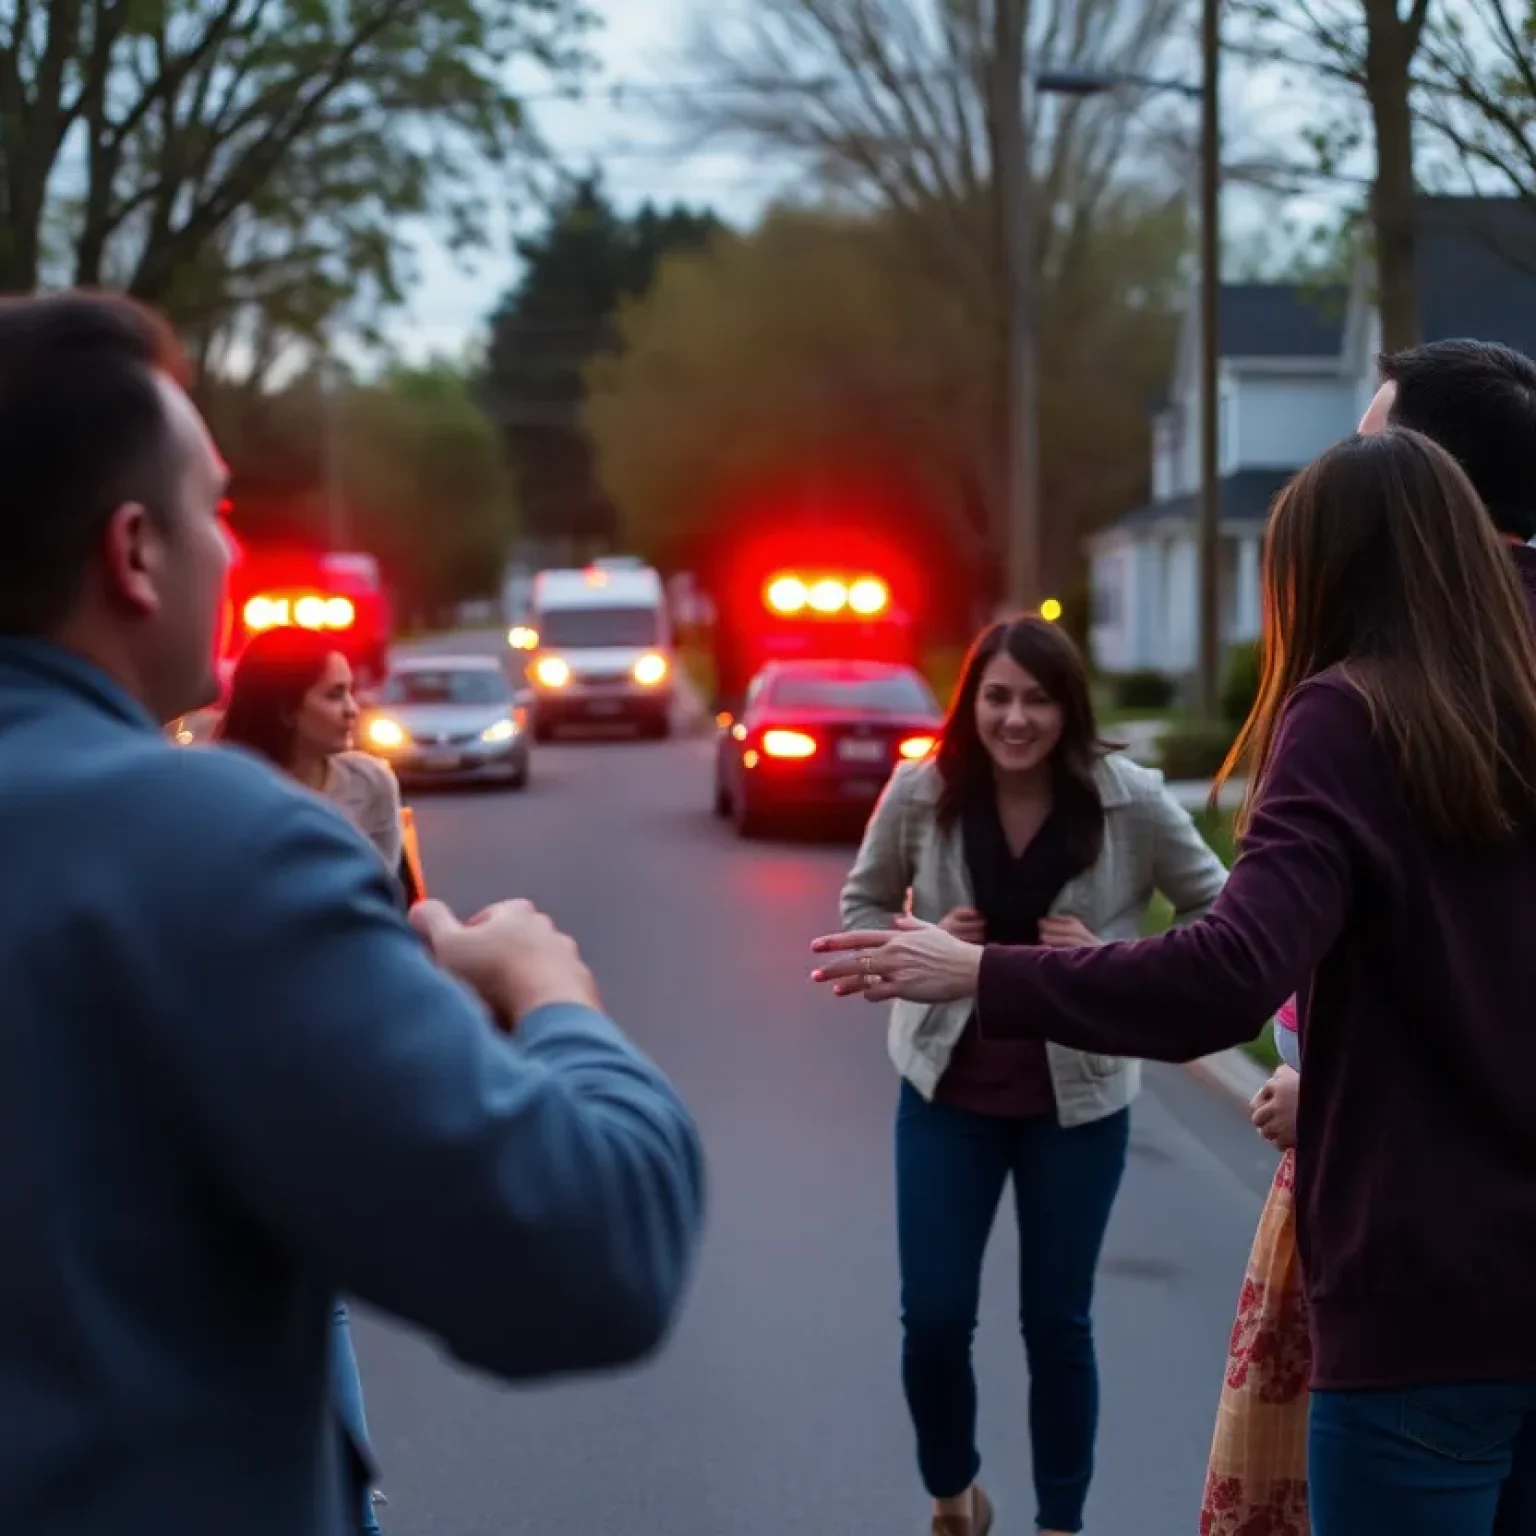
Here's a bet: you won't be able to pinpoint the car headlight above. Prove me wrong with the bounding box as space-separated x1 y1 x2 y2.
533 655 570 689
367 716 407 749
632 652 668 687
481 718 517 743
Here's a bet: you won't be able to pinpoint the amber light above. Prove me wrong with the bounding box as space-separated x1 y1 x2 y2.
243 593 354 633
762 728 817 759
899 734 937 760
766 575 808 614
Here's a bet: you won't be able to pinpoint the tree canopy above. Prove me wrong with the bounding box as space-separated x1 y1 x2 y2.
478 175 721 554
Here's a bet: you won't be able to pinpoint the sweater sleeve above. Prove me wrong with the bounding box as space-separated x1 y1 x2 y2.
976 680 1365 1061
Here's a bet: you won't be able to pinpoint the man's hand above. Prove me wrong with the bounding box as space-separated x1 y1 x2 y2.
938 905 987 943
411 898 600 1027
1250 1064 1299 1150
1037 915 1101 949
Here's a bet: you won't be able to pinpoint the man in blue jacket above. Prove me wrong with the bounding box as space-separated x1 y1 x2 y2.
0 292 706 1533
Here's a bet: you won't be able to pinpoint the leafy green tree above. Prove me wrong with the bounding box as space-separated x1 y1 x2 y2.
0 0 594 349
478 176 720 553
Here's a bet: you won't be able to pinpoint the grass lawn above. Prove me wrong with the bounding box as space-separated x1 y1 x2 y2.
1141 806 1280 1073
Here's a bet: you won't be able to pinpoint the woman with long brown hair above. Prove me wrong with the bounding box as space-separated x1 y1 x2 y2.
813 427 1536 1534
839 616 1228 1536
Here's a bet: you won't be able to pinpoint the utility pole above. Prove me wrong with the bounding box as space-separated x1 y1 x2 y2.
321 339 347 550
996 0 1041 614
1195 0 1222 718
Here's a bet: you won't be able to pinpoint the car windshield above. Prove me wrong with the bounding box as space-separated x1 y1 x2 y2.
766 673 936 714
538 606 659 648
379 669 509 706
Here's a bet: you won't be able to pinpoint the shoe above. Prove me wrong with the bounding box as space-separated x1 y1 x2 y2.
931 1485 994 1536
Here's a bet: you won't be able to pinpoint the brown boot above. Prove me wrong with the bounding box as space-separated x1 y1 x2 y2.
931 1485 994 1536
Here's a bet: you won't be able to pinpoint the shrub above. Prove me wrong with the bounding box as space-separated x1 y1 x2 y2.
1156 719 1236 780
1113 669 1176 711
1221 640 1262 727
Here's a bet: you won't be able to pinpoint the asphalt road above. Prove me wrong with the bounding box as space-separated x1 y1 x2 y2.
352 633 1279 1536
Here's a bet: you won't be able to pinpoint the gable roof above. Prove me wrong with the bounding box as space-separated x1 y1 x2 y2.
1415 198 1536 356
1096 467 1295 541
1220 283 1348 359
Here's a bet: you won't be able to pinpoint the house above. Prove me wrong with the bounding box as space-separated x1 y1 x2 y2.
1088 197 1536 678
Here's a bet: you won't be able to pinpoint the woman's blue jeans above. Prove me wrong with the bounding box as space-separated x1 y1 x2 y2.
895 1083 1129 1534
332 1303 383 1534
1310 1379 1536 1535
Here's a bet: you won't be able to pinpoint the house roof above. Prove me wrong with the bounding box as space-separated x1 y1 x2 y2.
1415 198 1536 356
1220 283 1348 359
1097 467 1295 540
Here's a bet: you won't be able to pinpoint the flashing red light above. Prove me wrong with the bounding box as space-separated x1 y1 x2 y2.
762 728 818 759
243 593 356 633
899 734 937 760
763 572 890 618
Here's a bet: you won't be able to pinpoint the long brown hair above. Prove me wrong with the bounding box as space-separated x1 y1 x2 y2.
936 616 1111 867
1217 427 1536 843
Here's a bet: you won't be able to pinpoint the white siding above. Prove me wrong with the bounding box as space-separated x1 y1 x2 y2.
1089 544 1132 673
1232 373 1356 466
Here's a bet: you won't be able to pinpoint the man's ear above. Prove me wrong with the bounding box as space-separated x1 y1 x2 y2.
99 501 164 617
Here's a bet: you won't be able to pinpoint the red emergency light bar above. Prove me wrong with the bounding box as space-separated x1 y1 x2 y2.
242 593 357 633
763 573 890 617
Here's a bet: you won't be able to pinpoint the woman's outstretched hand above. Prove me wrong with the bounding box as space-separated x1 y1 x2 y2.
811 916 983 1003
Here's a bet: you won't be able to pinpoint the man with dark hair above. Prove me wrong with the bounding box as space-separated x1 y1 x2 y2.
0 292 705 1535
1361 337 1536 541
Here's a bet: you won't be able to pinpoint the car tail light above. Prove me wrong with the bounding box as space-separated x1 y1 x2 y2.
762 728 817 759
899 734 937 760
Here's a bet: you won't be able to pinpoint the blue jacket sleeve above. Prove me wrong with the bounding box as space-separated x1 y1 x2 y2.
154 787 705 1380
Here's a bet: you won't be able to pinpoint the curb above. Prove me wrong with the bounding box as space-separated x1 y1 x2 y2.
1187 1047 1271 1107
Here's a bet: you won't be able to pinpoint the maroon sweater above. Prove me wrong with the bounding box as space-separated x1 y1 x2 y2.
977 606 1536 1390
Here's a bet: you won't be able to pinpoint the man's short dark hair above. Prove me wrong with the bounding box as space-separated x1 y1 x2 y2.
0 291 190 636
1380 338 1536 541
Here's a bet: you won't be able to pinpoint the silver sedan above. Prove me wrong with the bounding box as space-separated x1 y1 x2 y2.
359 654 530 789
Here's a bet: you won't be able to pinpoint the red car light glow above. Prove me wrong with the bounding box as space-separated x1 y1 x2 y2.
762 728 818 759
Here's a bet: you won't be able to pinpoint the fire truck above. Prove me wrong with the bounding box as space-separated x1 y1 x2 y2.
709 529 920 714
222 537 392 690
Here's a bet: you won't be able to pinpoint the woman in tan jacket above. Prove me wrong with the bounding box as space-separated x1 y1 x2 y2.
218 625 401 1535
840 617 1227 1536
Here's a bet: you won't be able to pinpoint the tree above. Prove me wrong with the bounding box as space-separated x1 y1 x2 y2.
665 0 1190 582
584 199 1183 631
210 362 517 624
1233 0 1432 350
0 0 594 350
478 176 720 554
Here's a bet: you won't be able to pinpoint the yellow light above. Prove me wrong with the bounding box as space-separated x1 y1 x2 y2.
762 728 817 759
899 734 937 760
584 568 609 587
742 749 760 769
508 625 539 651
175 728 194 746
481 718 516 743
367 717 406 749
244 595 287 630
716 710 734 729
294 595 327 629
848 577 889 615
731 722 747 742
534 655 570 689
633 652 669 686
324 597 355 629
766 575 808 614
807 578 848 613
1040 598 1063 623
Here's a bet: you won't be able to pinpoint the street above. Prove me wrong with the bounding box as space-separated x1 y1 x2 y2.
353 637 1280 1536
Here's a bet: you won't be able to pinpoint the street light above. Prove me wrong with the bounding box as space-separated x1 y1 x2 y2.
1030 1 1222 719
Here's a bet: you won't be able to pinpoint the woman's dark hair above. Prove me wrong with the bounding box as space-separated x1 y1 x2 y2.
1219 426 1536 843
935 616 1110 865
217 627 342 769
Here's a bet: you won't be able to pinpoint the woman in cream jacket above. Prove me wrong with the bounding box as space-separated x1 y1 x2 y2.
839 617 1227 1536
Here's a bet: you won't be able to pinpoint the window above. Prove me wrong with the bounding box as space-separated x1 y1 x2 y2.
1219 385 1236 473
766 672 938 715
537 606 659 648
380 669 511 706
